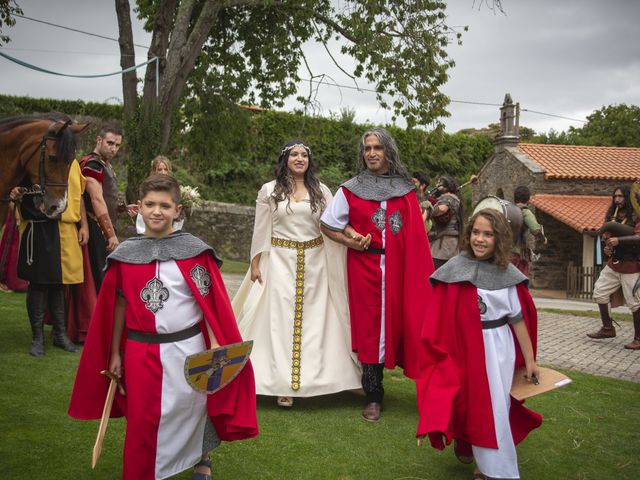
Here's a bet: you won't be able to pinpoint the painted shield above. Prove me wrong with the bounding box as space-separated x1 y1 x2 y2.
184 341 253 394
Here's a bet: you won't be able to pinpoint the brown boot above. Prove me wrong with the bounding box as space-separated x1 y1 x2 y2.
588 304 616 339
624 337 640 350
587 326 616 339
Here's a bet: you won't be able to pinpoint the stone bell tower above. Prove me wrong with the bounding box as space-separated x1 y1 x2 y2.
494 93 520 152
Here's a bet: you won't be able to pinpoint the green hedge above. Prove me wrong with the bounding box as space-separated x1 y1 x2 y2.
2 94 493 205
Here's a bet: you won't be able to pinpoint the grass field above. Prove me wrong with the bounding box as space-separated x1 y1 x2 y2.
1 291 639 479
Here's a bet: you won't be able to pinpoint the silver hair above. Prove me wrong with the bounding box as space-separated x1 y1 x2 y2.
357 128 412 182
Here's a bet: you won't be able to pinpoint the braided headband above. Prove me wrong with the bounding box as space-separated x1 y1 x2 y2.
281 143 311 156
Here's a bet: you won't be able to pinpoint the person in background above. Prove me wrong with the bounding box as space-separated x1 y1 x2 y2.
81 123 123 292
587 185 640 350
416 208 541 480
511 185 546 276
12 154 88 356
129 156 185 234
428 175 463 269
412 171 433 233
233 140 361 408
0 203 29 293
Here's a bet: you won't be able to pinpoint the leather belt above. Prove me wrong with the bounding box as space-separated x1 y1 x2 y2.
128 323 201 344
481 317 509 330
364 247 385 255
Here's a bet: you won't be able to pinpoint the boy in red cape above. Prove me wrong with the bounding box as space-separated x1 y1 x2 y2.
69 174 257 480
416 209 541 480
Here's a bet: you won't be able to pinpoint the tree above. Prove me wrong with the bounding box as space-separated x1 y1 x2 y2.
569 104 640 147
0 0 22 45
115 0 468 200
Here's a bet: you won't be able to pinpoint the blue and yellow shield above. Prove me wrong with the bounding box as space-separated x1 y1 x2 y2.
184 341 253 394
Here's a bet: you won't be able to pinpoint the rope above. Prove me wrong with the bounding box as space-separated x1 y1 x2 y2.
0 50 160 96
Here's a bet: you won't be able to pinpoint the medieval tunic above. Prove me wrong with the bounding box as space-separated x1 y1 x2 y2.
416 254 542 479
69 233 258 480
17 160 86 285
232 180 361 397
320 172 434 379
81 152 119 291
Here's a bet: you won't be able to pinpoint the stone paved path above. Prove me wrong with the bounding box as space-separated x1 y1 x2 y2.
222 273 639 384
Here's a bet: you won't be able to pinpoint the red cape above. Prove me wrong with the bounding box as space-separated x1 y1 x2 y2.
415 282 541 449
68 251 258 442
343 189 434 379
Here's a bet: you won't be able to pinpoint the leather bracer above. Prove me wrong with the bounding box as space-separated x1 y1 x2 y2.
97 213 116 240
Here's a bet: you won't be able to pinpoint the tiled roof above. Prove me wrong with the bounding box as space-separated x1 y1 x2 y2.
529 194 610 233
518 143 640 180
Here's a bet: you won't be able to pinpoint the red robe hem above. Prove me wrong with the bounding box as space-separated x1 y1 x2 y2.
68 251 258 442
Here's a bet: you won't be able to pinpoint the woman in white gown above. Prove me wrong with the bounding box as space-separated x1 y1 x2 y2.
232 140 361 407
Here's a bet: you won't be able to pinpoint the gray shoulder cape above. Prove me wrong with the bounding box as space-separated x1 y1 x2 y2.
342 170 414 201
430 252 527 290
107 231 222 267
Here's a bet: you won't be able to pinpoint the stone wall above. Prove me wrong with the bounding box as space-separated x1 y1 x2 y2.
473 148 542 206
528 211 583 290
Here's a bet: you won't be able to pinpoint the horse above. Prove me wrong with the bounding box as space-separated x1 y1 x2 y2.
0 114 89 228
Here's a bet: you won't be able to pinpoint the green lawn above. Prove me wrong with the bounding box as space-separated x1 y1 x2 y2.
1 292 638 479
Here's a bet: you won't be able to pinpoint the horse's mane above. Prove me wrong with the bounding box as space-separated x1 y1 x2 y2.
0 112 72 131
0 113 77 163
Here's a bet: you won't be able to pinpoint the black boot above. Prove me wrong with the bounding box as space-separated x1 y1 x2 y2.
49 285 79 353
26 284 46 357
587 303 616 339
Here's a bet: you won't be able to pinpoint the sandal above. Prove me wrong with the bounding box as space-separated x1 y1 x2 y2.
472 469 487 480
277 396 293 408
192 457 212 480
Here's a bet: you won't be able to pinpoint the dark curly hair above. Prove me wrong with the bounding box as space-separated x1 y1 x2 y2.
461 208 513 268
271 139 325 214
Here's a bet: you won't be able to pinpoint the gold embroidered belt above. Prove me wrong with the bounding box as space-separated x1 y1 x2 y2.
270 235 323 391
271 235 323 250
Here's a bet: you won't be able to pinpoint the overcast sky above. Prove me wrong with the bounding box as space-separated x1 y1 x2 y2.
1 0 638 134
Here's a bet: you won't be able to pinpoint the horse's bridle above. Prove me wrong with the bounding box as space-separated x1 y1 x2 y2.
12 120 72 200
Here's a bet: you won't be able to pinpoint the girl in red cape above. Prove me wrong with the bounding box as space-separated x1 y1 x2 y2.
416 208 542 480
69 175 257 480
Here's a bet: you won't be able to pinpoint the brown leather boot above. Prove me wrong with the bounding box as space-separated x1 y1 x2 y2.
587 304 616 339
587 326 616 339
624 337 640 350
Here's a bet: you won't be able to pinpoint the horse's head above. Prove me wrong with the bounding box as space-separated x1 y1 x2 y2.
24 119 89 218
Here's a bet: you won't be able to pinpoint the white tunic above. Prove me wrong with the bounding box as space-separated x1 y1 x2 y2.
472 286 522 480
232 181 361 397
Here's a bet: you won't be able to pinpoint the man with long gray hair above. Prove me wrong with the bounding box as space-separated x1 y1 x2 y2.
321 127 434 421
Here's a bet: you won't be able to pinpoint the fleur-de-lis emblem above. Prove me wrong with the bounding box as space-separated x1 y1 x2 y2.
140 276 170 313
477 295 487 315
190 264 211 297
388 210 403 235
371 207 386 231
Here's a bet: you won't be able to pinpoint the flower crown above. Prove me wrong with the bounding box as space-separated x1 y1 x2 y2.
281 143 311 156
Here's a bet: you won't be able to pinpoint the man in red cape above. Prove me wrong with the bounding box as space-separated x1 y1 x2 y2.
69 230 258 479
321 127 434 422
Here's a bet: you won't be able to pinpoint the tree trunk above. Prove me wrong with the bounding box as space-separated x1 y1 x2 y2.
115 0 137 119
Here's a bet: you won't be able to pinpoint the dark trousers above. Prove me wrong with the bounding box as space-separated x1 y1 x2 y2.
86 218 107 293
362 363 385 404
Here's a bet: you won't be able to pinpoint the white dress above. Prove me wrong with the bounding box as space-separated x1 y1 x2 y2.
232 180 361 397
473 286 523 479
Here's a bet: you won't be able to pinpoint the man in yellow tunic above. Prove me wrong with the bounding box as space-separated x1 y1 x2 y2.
13 160 89 356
